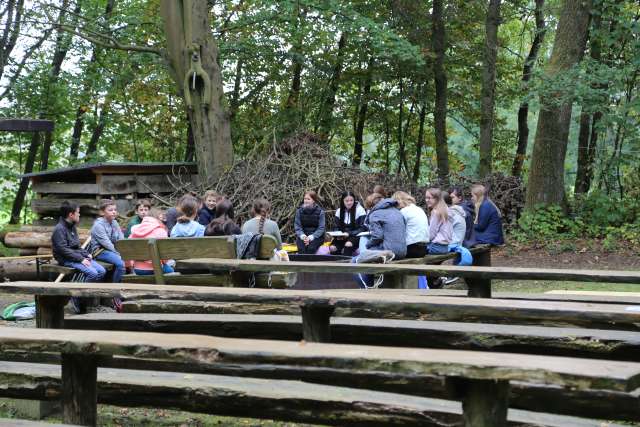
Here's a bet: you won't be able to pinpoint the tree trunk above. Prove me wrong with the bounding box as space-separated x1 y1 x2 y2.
478 0 502 178
10 132 40 224
413 101 427 182
525 0 591 211
352 57 373 167
396 80 404 175
432 0 449 183
0 0 25 81
185 120 195 162
316 33 346 143
512 0 546 178
160 0 233 182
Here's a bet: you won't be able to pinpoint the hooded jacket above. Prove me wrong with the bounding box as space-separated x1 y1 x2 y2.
365 198 407 259
51 218 90 264
474 199 504 245
170 219 205 238
448 205 467 247
89 217 124 254
460 200 475 244
130 216 169 271
197 206 216 226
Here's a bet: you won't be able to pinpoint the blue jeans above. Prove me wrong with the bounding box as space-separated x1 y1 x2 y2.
134 264 174 275
95 250 125 283
62 259 106 282
427 242 449 254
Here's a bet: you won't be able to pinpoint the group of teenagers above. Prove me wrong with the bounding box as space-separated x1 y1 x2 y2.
50 183 503 290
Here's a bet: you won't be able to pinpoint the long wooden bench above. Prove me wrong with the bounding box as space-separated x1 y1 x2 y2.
0 361 623 427
66 313 640 361
113 235 279 286
41 261 114 279
5 282 640 331
0 327 638 426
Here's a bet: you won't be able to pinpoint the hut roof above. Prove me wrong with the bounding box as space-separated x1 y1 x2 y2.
21 162 197 180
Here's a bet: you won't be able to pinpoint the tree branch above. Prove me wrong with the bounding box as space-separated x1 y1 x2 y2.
56 23 162 55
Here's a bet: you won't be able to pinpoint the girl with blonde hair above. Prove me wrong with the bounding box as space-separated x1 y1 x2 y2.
424 188 452 254
470 184 504 245
393 191 429 258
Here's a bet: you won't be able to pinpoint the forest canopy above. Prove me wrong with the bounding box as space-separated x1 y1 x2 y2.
0 0 638 228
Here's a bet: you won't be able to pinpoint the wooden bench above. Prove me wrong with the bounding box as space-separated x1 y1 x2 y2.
114 235 279 286
41 261 114 279
66 313 640 361
0 361 624 427
0 327 638 426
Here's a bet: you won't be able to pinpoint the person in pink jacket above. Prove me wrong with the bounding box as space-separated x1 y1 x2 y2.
129 208 174 275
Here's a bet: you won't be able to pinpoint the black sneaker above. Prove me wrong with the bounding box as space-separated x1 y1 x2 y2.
430 277 444 289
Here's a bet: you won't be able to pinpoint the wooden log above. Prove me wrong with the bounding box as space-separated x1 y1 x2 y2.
64 314 640 362
37 247 52 255
175 258 640 285
301 305 334 342
0 328 638 393
61 354 98 426
120 299 302 315
19 225 57 232
99 174 197 195
4 231 89 249
0 361 624 427
36 296 68 329
18 248 38 256
452 378 509 427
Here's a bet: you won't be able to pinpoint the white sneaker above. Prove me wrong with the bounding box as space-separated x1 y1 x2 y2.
443 277 459 285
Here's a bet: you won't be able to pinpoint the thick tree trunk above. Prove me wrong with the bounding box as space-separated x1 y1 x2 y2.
396 80 404 175
316 33 346 143
160 0 233 182
0 0 25 81
512 0 546 178
10 132 40 224
185 120 195 162
413 102 427 182
478 0 502 178
525 0 591 211
352 57 373 167
432 0 449 183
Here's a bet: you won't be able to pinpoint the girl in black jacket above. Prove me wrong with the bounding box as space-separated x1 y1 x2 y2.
330 191 366 256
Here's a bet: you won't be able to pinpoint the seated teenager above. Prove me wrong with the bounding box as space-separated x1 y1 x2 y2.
165 192 199 233
449 186 475 246
241 198 282 249
471 184 504 246
424 188 452 254
197 190 220 226
330 191 366 256
170 195 206 237
365 196 407 260
205 199 241 236
129 208 174 275
124 199 150 238
393 191 429 258
444 192 467 247
294 190 326 255
89 199 126 283
52 201 106 282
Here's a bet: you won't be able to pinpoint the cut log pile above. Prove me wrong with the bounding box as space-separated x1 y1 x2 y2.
2 226 89 256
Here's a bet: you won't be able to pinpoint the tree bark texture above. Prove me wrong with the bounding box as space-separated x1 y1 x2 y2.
432 0 449 183
525 0 591 211
478 0 502 178
0 0 25 81
353 57 373 167
512 0 546 178
413 102 427 182
160 0 233 182
10 132 40 224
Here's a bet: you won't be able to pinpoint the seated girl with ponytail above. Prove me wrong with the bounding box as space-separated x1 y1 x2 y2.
330 191 366 256
205 199 241 236
170 195 206 238
241 198 282 249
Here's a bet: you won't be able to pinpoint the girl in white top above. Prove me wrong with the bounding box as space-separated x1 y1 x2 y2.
392 191 429 258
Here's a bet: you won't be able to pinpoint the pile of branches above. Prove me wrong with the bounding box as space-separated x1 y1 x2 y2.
165 133 524 239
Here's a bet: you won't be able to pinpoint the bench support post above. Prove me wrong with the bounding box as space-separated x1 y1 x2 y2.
467 249 492 298
62 353 98 426
447 378 509 427
36 295 68 329
301 305 334 342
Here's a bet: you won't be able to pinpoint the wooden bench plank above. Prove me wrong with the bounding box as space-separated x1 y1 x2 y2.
65 313 640 361
6 282 640 330
0 327 638 392
0 362 624 427
120 299 301 314
0 419 76 427
41 262 114 276
175 258 640 284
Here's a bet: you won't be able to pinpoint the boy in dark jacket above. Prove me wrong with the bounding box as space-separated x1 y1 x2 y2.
51 201 106 282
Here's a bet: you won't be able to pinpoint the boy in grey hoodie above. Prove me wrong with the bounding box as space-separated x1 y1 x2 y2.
366 198 407 259
89 200 125 282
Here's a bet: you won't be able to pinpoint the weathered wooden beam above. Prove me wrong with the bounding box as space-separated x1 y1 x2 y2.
300 304 334 342
467 248 492 297
0 328 638 393
449 378 509 427
36 296 68 329
32 182 100 195
0 119 54 132
64 314 640 361
61 354 98 426
175 258 640 284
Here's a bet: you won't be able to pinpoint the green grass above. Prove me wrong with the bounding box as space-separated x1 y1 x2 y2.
492 280 640 294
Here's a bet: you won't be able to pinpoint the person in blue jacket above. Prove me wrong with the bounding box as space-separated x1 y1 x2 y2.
470 184 504 245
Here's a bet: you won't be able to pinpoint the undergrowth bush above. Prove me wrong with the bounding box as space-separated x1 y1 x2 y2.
510 193 640 251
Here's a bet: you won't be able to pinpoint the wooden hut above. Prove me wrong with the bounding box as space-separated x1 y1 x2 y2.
21 162 198 226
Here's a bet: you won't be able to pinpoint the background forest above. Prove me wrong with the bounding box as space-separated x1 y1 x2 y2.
0 0 639 247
